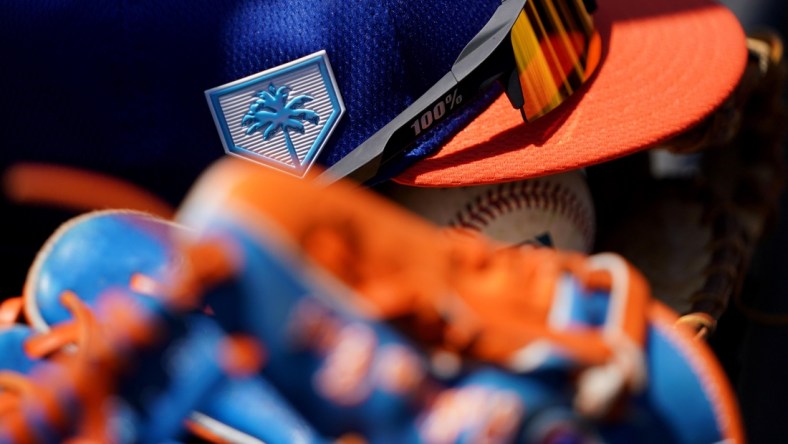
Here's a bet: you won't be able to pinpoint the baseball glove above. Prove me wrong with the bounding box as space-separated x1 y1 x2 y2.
593 30 787 339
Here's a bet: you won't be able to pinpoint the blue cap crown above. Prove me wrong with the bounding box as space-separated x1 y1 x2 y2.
0 0 502 189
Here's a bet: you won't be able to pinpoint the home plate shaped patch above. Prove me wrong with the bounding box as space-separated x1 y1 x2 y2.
206 50 345 177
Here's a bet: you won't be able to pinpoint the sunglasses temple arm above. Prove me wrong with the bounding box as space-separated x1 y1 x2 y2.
318 71 461 185
319 4 528 185
452 0 525 78
320 57 524 186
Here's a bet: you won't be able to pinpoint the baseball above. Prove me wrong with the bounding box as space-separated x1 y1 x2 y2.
384 171 595 253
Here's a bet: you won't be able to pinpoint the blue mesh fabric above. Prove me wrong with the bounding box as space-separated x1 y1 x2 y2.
0 0 502 196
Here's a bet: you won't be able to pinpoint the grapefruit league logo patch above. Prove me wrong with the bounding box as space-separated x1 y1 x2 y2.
206 51 345 177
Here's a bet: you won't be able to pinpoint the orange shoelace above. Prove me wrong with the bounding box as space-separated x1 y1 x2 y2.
0 290 154 443
3 163 174 219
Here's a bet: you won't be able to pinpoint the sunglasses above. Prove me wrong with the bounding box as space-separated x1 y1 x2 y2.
321 0 601 184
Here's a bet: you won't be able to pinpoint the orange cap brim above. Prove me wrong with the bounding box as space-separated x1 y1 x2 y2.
394 0 747 186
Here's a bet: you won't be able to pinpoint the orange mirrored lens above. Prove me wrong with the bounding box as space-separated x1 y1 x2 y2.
511 0 600 121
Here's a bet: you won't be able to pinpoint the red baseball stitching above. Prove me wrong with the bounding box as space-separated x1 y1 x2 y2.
449 179 594 250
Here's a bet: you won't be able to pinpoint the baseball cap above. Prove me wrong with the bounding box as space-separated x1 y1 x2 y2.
0 0 745 195
392 0 749 187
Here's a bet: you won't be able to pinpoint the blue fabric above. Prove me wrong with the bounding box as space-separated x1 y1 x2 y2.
25 210 328 442
0 325 38 374
31 212 177 327
200 215 424 439
0 0 501 197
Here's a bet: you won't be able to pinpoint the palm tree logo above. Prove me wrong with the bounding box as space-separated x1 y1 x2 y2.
241 83 321 167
